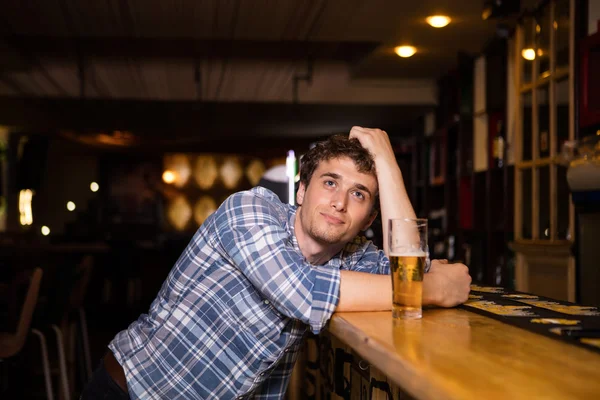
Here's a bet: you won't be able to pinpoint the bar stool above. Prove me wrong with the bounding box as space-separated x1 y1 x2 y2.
64 255 94 396
0 268 55 399
37 254 94 399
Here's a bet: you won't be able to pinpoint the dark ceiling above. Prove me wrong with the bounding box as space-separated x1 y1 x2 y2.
0 0 527 150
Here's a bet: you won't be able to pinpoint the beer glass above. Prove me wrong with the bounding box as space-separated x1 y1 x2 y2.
388 218 427 320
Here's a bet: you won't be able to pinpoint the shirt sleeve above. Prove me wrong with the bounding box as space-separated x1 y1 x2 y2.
341 237 390 275
213 190 340 334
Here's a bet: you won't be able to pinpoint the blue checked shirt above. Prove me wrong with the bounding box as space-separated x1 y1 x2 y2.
109 187 390 399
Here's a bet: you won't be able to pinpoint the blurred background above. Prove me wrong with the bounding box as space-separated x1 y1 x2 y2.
1 0 600 398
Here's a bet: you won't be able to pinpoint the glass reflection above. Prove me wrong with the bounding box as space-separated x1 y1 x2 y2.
392 309 472 362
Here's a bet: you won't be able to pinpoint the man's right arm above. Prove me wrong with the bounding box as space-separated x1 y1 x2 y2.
213 190 341 333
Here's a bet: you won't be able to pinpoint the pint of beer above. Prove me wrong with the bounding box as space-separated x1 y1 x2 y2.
389 219 428 320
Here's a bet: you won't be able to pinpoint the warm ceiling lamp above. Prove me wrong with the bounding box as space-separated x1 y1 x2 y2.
394 46 417 58
163 154 191 188
194 196 218 226
162 170 177 184
521 48 536 60
167 195 192 231
426 15 451 28
194 155 218 190
220 156 243 189
246 159 266 186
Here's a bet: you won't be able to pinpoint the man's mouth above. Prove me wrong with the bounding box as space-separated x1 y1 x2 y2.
321 213 344 225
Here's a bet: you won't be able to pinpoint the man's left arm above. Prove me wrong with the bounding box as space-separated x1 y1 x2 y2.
348 126 416 256
344 127 471 310
336 249 470 311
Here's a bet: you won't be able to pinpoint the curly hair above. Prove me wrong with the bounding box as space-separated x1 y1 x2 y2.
300 134 377 188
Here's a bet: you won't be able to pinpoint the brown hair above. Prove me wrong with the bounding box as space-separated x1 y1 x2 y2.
300 134 377 189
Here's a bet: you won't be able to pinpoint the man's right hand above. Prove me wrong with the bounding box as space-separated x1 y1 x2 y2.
423 260 472 307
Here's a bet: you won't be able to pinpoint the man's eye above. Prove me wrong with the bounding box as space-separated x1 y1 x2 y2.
324 180 335 187
353 191 365 199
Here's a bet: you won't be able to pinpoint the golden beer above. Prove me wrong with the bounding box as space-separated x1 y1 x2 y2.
390 253 425 319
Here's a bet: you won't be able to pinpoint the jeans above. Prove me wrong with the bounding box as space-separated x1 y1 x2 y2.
80 359 130 400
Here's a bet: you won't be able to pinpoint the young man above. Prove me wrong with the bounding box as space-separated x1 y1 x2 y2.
82 127 471 399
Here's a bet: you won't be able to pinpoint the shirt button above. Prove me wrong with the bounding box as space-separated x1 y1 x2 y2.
263 300 270 305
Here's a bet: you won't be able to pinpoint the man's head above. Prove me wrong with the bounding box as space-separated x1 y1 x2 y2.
299 135 377 191
294 135 379 256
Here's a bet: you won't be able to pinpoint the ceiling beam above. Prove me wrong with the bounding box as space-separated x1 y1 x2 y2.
0 96 429 152
4 36 379 63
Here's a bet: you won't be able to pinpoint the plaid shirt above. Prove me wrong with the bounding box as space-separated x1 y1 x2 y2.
109 187 390 399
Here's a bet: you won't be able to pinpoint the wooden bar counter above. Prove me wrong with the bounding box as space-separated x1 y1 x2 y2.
326 309 600 399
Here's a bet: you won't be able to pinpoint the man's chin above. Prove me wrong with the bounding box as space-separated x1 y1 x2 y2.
311 230 346 245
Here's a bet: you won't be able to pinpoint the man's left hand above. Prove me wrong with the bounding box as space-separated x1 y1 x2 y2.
348 126 396 167
423 260 472 307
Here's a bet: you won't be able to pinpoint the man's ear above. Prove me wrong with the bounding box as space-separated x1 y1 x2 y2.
296 182 306 205
361 209 378 231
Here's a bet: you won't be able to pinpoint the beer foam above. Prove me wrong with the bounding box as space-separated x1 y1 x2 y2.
390 251 427 257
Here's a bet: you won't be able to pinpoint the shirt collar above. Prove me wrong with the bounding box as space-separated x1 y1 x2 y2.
287 205 301 253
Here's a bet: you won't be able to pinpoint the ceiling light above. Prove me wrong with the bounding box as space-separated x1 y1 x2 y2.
19 189 34 226
41 226 50 236
66 201 76 211
164 154 191 188
395 46 417 58
162 170 177 184
194 156 218 189
90 182 99 192
426 15 451 28
521 48 536 60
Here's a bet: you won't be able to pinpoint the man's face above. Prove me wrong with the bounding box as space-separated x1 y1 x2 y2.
296 157 378 246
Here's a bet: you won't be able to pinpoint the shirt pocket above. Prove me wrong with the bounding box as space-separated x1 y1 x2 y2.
227 286 285 343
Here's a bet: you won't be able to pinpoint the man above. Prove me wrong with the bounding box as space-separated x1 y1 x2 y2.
82 127 471 399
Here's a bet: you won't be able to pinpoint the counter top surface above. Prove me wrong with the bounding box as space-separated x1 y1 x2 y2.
329 309 600 400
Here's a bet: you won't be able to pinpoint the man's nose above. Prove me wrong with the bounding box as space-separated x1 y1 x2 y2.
331 191 347 212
